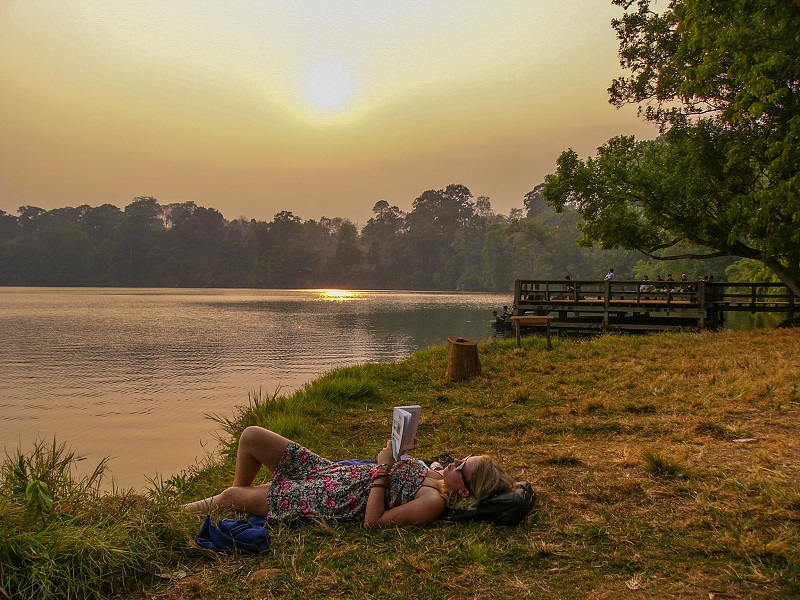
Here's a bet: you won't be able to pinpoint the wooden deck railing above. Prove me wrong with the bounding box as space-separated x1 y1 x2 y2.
514 280 797 314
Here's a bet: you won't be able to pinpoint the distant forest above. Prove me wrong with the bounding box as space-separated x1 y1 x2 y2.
0 183 736 291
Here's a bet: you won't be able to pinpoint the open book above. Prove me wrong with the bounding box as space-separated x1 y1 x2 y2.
391 405 421 460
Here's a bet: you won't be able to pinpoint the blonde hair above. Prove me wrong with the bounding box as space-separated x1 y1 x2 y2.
445 455 514 511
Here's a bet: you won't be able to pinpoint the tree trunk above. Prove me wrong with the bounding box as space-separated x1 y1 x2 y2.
446 337 481 381
763 259 800 299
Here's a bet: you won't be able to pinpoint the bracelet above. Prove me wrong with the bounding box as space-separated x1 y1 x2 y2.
371 467 389 481
370 483 386 489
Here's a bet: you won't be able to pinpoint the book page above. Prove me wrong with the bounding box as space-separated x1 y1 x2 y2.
391 405 421 460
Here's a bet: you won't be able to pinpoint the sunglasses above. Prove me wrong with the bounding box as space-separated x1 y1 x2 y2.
454 454 473 495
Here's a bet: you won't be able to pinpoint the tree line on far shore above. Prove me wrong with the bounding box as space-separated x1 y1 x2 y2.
5 1 797 295
0 185 619 290
0 184 736 292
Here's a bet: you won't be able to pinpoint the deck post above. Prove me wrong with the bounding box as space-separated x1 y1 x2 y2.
698 281 706 329
513 280 522 315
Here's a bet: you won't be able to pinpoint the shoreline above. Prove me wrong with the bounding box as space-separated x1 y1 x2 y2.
4 328 799 599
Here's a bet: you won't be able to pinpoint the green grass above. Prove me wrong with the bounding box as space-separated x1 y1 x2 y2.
642 449 691 479
541 452 584 466
2 328 799 599
0 439 195 599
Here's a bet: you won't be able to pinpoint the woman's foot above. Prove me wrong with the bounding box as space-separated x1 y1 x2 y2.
181 495 215 514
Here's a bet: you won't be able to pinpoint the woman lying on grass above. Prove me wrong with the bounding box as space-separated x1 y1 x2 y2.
182 426 513 527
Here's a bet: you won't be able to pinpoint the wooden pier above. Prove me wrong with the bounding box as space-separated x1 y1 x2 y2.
512 279 798 334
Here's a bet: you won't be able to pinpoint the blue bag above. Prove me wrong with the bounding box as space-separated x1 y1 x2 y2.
195 514 271 554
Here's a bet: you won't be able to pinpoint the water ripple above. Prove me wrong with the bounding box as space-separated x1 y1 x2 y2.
0 288 510 488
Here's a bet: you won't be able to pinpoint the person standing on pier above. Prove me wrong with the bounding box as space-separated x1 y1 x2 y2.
640 275 652 299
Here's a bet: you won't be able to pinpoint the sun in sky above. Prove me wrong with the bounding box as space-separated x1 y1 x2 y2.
0 1 658 224
303 59 357 112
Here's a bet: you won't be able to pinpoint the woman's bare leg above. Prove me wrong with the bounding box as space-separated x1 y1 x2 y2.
181 427 290 515
181 483 273 516
217 483 272 516
232 426 291 486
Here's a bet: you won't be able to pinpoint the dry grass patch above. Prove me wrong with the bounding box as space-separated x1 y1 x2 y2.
135 329 800 599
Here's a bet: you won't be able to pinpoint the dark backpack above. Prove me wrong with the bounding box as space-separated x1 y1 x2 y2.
441 482 536 526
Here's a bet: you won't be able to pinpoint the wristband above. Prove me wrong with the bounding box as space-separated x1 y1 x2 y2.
371 465 390 481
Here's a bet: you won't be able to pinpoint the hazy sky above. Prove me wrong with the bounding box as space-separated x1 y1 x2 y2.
0 0 658 225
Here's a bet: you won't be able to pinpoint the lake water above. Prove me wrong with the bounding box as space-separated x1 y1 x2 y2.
0 287 510 490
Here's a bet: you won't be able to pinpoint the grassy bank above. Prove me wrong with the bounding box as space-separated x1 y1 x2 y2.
3 329 799 599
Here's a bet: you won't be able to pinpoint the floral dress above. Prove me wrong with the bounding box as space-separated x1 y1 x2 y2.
264 442 428 523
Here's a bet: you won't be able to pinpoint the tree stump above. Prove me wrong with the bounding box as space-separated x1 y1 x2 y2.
446 337 481 381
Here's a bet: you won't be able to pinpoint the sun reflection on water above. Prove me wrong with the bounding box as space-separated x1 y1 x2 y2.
314 289 365 302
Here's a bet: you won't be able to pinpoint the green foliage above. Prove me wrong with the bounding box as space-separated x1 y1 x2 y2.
725 258 782 285
25 479 53 513
1 183 655 292
633 253 737 282
0 439 191 600
544 0 800 296
3 439 106 518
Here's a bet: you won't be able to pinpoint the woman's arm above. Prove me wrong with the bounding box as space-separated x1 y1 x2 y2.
364 492 445 528
363 441 394 527
363 440 446 528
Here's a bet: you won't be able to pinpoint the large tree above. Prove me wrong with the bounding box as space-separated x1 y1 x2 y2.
361 200 406 288
403 184 478 289
543 0 800 294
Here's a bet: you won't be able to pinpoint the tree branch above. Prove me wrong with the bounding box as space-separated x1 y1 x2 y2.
638 247 730 261
642 235 689 252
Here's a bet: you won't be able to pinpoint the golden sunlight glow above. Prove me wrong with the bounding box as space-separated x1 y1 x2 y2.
315 289 365 302
303 59 356 111
0 1 659 223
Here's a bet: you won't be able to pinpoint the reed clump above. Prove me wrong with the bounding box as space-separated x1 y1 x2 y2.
0 439 196 600
2 328 798 599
